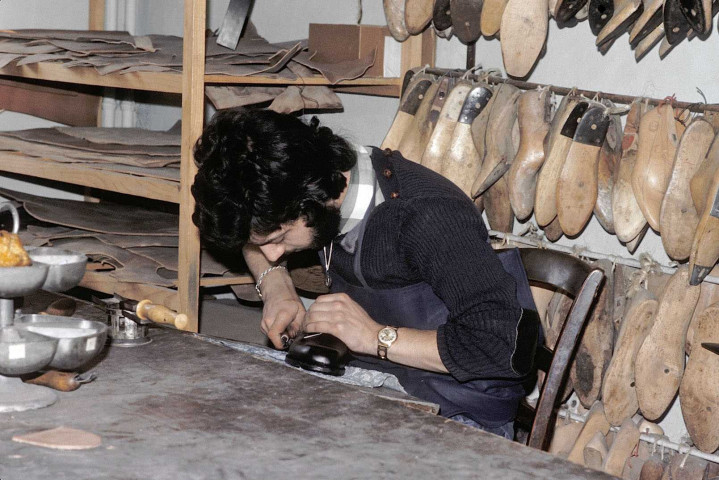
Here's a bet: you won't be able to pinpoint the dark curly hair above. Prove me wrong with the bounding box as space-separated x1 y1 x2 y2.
191 108 357 254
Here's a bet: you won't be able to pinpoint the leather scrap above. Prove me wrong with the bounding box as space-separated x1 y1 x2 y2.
57 127 180 146
12 426 101 451
129 246 229 275
1 128 179 157
0 29 140 45
0 135 179 168
52 237 175 287
0 187 178 236
292 49 376 84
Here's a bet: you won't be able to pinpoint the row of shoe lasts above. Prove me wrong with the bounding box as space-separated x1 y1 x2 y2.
382 71 719 286
549 402 719 476
382 0 718 77
545 257 719 456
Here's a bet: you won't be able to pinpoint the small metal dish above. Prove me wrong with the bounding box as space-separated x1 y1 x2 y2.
0 263 49 298
14 315 107 370
27 247 88 292
0 326 58 375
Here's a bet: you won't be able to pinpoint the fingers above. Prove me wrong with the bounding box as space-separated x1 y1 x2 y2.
303 318 332 334
313 293 350 304
263 303 300 349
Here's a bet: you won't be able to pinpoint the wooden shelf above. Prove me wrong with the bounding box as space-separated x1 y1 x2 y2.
80 271 254 312
0 4 434 331
81 270 181 311
0 62 402 96
0 152 180 203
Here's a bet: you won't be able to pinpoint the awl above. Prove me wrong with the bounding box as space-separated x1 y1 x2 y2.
119 297 188 330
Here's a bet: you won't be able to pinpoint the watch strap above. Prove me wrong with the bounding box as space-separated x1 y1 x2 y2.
377 326 398 360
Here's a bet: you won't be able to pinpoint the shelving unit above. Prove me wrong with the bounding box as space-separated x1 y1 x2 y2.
0 0 434 331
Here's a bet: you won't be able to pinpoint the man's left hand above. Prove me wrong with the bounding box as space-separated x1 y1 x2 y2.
303 293 382 355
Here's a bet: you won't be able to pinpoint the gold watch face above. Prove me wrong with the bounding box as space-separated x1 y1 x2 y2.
378 327 397 344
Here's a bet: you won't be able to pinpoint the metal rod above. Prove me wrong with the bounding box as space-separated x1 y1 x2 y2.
0 298 15 328
489 229 719 286
423 67 719 113
466 42 476 70
558 409 719 464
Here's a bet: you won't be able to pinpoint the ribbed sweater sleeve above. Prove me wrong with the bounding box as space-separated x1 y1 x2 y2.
396 196 523 381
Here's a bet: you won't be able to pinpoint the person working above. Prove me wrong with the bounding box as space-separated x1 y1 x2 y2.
191 108 539 439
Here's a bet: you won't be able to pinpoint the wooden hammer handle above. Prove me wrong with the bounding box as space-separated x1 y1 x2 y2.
136 300 188 330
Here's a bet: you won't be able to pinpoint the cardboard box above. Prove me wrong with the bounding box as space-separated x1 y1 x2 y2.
308 23 394 78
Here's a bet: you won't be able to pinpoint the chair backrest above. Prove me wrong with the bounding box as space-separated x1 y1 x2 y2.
503 248 605 451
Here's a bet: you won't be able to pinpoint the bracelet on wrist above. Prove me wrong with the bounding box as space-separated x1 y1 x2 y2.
255 265 287 300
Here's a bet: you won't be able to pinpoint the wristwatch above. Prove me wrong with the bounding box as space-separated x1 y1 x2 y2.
377 326 399 360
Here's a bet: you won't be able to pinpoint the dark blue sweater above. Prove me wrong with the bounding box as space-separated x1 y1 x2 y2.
331 148 523 382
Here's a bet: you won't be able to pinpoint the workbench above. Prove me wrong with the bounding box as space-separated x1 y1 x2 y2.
1 293 612 480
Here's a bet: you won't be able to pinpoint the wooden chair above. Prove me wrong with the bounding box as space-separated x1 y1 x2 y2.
508 247 605 451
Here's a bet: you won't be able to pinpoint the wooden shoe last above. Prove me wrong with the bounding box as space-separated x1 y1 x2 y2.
421 81 474 173
602 287 658 426
594 104 622 234
571 259 614 408
397 79 443 162
507 88 553 220
381 74 434 151
634 266 700 420
681 303 719 453
557 105 611 236
480 0 509 35
405 0 434 34
500 0 549 78
450 0 484 44
659 117 714 260
689 135 719 284
535 96 587 227
441 85 493 197
614 101 648 243
471 83 520 197
384 0 411 41
632 103 680 232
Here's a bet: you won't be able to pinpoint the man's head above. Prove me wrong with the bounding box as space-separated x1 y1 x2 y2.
191 108 357 260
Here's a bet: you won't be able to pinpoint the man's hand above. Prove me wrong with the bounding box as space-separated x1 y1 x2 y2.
261 295 305 349
303 293 382 355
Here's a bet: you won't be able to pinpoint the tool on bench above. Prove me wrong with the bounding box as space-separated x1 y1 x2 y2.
22 371 96 392
117 297 188 330
40 297 77 317
285 332 350 377
92 294 186 347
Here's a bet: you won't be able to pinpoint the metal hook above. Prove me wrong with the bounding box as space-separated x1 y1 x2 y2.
460 65 481 81
0 201 20 234
680 449 691 468
696 87 708 105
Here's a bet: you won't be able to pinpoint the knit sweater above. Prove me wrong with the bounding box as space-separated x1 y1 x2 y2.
330 147 523 382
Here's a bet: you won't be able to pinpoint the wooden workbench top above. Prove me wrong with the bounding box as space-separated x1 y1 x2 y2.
2 293 611 479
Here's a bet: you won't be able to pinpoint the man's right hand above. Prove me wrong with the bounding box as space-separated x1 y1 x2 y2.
243 244 306 349
260 295 305 349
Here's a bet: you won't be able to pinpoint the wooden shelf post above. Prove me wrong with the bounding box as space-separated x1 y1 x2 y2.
178 0 207 332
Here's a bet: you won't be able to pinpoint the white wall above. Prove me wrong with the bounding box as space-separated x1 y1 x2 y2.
0 0 90 200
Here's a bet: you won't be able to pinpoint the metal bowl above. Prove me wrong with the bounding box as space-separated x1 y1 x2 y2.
27 247 88 292
0 326 58 375
0 263 49 298
14 315 107 370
